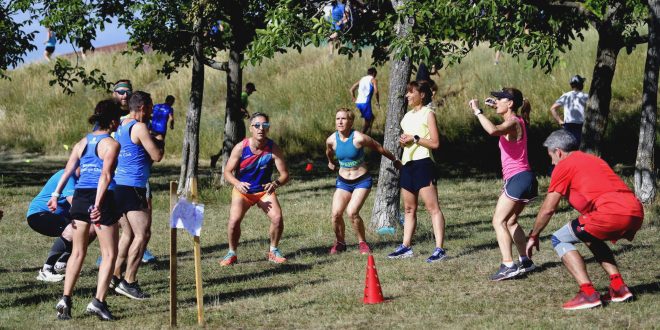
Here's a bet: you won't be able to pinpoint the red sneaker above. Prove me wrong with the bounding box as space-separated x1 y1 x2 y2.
219 254 237 266
329 241 347 255
602 285 633 303
358 241 371 255
268 249 287 264
562 291 602 310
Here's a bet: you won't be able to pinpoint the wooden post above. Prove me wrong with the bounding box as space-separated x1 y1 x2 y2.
189 177 205 326
169 181 178 327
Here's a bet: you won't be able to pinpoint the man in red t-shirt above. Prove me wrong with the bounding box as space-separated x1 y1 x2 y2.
525 130 644 311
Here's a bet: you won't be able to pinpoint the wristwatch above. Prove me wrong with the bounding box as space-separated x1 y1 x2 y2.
413 135 420 143
474 108 483 116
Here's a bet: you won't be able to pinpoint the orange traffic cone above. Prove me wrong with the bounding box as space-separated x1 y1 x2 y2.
363 255 385 304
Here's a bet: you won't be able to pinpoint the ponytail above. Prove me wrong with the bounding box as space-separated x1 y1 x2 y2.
520 98 531 125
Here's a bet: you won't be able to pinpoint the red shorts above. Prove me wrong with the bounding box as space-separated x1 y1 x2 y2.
232 188 274 206
579 212 643 242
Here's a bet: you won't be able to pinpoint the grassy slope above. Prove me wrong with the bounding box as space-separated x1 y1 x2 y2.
0 30 656 171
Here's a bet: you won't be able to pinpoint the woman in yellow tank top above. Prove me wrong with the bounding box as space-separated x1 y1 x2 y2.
387 80 448 263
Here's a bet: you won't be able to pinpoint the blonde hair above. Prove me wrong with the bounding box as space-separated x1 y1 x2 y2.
336 107 355 121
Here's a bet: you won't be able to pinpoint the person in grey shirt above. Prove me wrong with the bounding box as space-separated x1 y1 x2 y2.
550 75 588 145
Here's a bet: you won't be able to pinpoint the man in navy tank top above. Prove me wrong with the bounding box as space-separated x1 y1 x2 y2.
111 91 164 300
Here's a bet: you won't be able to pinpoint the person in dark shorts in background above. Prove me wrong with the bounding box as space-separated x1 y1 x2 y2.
549 75 588 145
49 99 122 321
526 130 644 310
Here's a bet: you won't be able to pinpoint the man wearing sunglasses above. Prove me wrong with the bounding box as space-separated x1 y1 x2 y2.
220 112 290 266
113 80 133 116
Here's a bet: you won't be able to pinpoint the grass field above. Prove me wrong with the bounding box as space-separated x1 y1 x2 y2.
0 157 658 328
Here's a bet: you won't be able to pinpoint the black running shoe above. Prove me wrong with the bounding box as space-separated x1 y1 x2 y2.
489 263 520 281
86 298 115 321
115 280 150 300
56 296 72 320
109 275 121 290
518 259 537 274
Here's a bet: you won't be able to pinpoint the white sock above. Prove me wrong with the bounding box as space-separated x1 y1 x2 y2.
503 261 515 267
270 246 277 252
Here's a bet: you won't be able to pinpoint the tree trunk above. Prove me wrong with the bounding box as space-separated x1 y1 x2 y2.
581 26 622 155
178 5 205 195
635 0 660 203
219 46 245 184
370 0 413 230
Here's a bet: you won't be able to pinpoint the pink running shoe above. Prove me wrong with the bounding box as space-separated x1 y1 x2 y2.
602 285 633 303
268 249 287 264
562 291 602 310
358 241 371 255
329 241 347 255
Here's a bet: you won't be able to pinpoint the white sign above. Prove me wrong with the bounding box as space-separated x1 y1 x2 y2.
170 198 205 237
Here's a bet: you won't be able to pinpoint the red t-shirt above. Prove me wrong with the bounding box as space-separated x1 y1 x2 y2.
548 151 643 217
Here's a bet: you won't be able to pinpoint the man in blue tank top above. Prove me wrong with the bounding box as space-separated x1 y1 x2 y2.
150 95 175 138
111 91 164 300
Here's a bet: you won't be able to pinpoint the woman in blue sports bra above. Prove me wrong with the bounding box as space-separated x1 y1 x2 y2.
47 99 121 321
325 108 401 255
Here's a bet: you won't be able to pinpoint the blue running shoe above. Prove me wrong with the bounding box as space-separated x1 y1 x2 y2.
426 248 447 263
387 244 413 259
489 263 520 281
142 249 156 264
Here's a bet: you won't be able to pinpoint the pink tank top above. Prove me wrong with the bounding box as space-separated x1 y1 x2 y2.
499 116 531 180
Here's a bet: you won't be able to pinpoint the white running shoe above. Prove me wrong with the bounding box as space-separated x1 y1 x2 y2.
37 268 65 282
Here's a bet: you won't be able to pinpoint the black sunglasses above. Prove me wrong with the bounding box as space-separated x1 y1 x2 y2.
114 90 132 96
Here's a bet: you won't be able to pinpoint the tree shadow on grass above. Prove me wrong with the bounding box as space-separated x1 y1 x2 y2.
205 259 335 287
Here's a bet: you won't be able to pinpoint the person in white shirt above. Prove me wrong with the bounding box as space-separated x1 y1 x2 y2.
550 75 588 145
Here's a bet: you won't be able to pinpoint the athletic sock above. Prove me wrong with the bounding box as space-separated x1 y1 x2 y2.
580 283 596 295
610 273 625 290
503 261 515 268
226 250 236 257
270 246 277 252
45 237 69 266
519 256 530 263
42 264 53 272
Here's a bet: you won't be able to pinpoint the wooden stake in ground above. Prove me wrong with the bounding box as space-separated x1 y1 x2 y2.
189 177 205 326
169 181 178 327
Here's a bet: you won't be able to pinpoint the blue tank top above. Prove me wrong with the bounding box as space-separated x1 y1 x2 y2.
335 130 365 168
150 103 173 134
114 119 151 188
77 133 112 189
237 138 274 194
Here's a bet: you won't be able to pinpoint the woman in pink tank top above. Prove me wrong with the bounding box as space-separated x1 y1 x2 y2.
468 87 539 281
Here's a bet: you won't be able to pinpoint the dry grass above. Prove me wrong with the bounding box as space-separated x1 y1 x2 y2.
0 158 658 328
